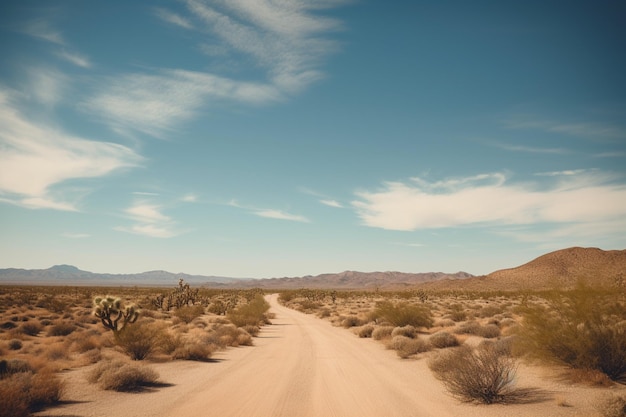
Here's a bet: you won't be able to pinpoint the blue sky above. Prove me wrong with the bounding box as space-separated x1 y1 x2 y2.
1 1 625 278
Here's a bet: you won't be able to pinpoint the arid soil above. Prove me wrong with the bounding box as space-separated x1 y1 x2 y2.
37 294 621 417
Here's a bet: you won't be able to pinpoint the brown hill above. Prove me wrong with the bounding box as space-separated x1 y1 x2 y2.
423 247 626 291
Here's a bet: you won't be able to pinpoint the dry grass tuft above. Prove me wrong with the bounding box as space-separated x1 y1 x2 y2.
391 335 431 358
87 359 160 391
429 331 460 349
596 393 626 417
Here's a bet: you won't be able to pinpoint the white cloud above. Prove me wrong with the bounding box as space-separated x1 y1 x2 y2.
57 50 91 68
155 8 194 29
494 143 568 154
62 232 90 239
117 200 182 238
254 209 310 223
26 68 66 106
0 89 142 210
182 193 198 202
352 172 626 234
86 69 281 137
320 199 343 208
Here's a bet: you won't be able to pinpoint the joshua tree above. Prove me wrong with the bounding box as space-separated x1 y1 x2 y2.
93 296 139 334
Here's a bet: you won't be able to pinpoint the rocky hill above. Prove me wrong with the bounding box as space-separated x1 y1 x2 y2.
423 247 626 291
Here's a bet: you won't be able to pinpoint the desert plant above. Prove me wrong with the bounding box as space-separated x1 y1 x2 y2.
372 301 433 328
46 321 76 336
429 331 459 349
357 324 375 338
227 294 270 328
87 359 159 391
20 321 43 336
429 344 519 404
516 288 626 382
341 316 363 328
372 325 394 340
0 367 64 416
174 305 205 324
115 320 163 360
8 338 23 350
391 335 431 358
391 325 418 338
92 296 139 334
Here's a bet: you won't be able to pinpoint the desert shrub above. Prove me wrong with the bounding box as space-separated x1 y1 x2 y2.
372 325 394 340
208 324 253 347
46 344 70 361
429 331 459 349
318 308 331 318
8 338 23 350
454 320 481 335
391 325 417 338
372 301 433 328
0 321 17 330
174 305 205 324
115 320 163 360
47 321 76 336
73 335 102 353
596 393 626 417
20 321 43 336
434 318 455 328
172 336 214 361
391 335 431 358
0 358 32 377
227 295 270 327
516 289 626 382
448 304 467 322
478 324 501 339
242 324 260 337
341 316 363 328
429 344 519 404
0 368 63 415
88 359 159 391
479 305 504 318
356 324 375 338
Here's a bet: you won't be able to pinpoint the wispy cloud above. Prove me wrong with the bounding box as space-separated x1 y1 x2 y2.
22 18 64 44
0 88 142 211
155 8 194 30
25 68 66 106
228 199 309 223
352 172 626 235
62 232 90 239
299 187 344 208
57 50 91 68
86 70 281 137
505 117 626 140
117 200 182 238
181 193 198 202
493 143 569 154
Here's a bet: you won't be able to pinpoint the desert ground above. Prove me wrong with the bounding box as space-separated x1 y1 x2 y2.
4 292 619 417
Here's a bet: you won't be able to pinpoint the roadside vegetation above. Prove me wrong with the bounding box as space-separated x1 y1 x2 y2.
278 284 626 406
0 282 272 415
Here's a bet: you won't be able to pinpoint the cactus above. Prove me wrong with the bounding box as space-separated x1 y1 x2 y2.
93 296 140 333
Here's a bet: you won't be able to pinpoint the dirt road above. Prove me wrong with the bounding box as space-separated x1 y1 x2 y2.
40 294 604 417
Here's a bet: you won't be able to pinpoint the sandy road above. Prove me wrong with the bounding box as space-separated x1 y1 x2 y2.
158 294 457 417
40 294 601 417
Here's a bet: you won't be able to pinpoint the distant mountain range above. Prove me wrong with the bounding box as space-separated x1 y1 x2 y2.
0 264 472 289
1 247 624 290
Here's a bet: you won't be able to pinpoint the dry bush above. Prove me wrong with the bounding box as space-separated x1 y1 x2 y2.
20 321 43 336
448 304 467 322
372 301 433 328
429 331 459 349
0 365 64 416
372 325 394 340
479 324 501 339
8 338 23 350
356 324 375 338
391 325 417 338
88 359 159 391
516 288 626 382
434 318 455 328
341 315 363 328
391 335 431 358
172 333 215 361
72 334 102 353
114 320 164 360
0 377 29 417
317 308 331 318
174 305 205 324
208 324 253 347
566 368 614 387
596 393 626 417
429 344 520 404
46 321 76 336
479 305 504 318
227 295 270 327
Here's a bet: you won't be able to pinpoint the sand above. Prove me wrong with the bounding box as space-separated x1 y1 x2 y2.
37 294 621 417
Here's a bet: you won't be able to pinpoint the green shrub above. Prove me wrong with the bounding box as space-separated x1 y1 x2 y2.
429 344 519 404
372 301 433 328
516 288 626 382
87 359 159 391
